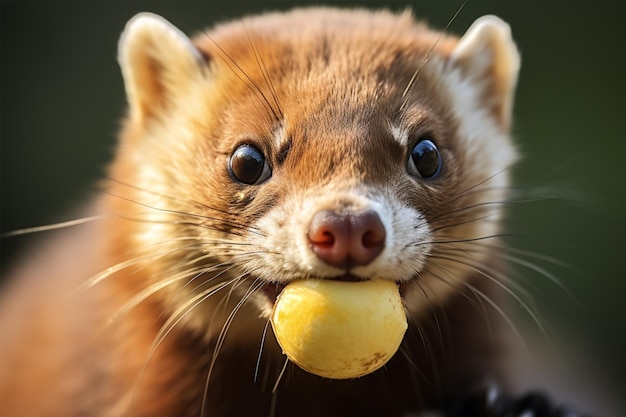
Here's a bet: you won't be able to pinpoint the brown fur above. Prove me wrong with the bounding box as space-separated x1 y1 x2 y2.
1 8 521 417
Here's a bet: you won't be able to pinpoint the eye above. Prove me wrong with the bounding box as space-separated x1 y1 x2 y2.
407 139 442 179
229 145 272 185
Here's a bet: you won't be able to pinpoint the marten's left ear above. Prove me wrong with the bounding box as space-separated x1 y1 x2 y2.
450 16 520 129
118 13 206 125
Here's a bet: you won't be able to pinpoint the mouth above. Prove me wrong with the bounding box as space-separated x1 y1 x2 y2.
261 273 395 306
262 282 287 305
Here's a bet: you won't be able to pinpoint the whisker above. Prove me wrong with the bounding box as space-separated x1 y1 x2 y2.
424 185 578 239
1 214 112 238
155 278 238 353
153 280 240 389
411 233 515 249
154 264 247 331
210 278 264 371
270 359 289 417
272 356 290 394
430 213 496 234
398 345 428 382
502 244 573 270
102 177 266 235
243 20 284 119
203 33 280 122
102 191 265 238
431 229 582 309
403 281 439 379
120 276 237 414
420 168 511 218
203 278 265 417
431 238 580 344
465 279 539 367
108 260 239 325
73 253 166 294
398 0 466 112
413 280 448 356
427 259 537 365
498 252 582 308
412 266 476 306
72 237 231 296
428 200 504 226
432 242 534 300
430 250 555 354
431 248 526 303
254 318 272 383
104 178 237 218
177 257 244 295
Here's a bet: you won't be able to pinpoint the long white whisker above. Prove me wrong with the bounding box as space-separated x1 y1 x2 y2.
499 252 581 307
243 20 284 119
272 356 290 394
255 319 272 383
108 262 234 325
270 359 287 417
431 251 551 341
1 214 111 238
202 278 265 417
202 33 280 123
120 276 237 414
399 0 466 111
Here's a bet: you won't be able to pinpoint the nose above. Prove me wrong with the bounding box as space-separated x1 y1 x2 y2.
308 209 385 269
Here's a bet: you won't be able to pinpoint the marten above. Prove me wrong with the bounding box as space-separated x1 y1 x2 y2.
0 7 591 417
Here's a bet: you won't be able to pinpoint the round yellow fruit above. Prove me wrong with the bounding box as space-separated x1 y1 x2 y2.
270 279 407 379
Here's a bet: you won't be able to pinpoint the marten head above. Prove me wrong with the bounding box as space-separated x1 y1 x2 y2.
107 8 519 339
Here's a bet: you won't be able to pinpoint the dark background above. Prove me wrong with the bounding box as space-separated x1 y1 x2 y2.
2 1 625 414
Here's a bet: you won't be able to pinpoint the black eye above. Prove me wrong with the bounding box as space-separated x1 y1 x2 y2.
407 139 442 179
229 145 271 184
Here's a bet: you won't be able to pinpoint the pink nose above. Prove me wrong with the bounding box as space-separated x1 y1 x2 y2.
308 210 386 269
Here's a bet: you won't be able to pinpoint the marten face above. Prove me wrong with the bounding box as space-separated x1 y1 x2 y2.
109 8 518 337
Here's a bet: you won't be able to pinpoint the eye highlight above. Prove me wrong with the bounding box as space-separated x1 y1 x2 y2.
407 139 442 179
228 145 272 185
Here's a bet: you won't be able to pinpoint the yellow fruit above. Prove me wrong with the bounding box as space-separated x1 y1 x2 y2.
270 279 407 379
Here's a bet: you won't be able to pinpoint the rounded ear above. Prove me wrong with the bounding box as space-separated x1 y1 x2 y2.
450 15 520 129
118 13 206 125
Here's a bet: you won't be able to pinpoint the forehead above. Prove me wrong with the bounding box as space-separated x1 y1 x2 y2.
194 9 458 92
194 9 459 127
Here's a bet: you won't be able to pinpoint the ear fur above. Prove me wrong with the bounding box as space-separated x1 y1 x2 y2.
450 15 520 129
118 13 205 124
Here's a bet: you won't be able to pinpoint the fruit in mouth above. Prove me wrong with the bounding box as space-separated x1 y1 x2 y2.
270 278 407 379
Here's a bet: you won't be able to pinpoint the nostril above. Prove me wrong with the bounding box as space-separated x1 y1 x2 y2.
308 211 350 268
315 231 335 248
308 212 346 246
363 231 377 247
357 211 386 249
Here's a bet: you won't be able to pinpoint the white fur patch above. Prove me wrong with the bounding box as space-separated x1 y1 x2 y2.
388 122 409 147
245 186 432 285
395 54 518 314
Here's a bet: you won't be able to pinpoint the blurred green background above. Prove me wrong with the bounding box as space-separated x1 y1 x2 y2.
2 1 625 414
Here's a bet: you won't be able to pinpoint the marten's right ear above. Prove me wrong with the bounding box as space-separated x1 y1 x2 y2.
118 13 206 125
450 16 520 130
